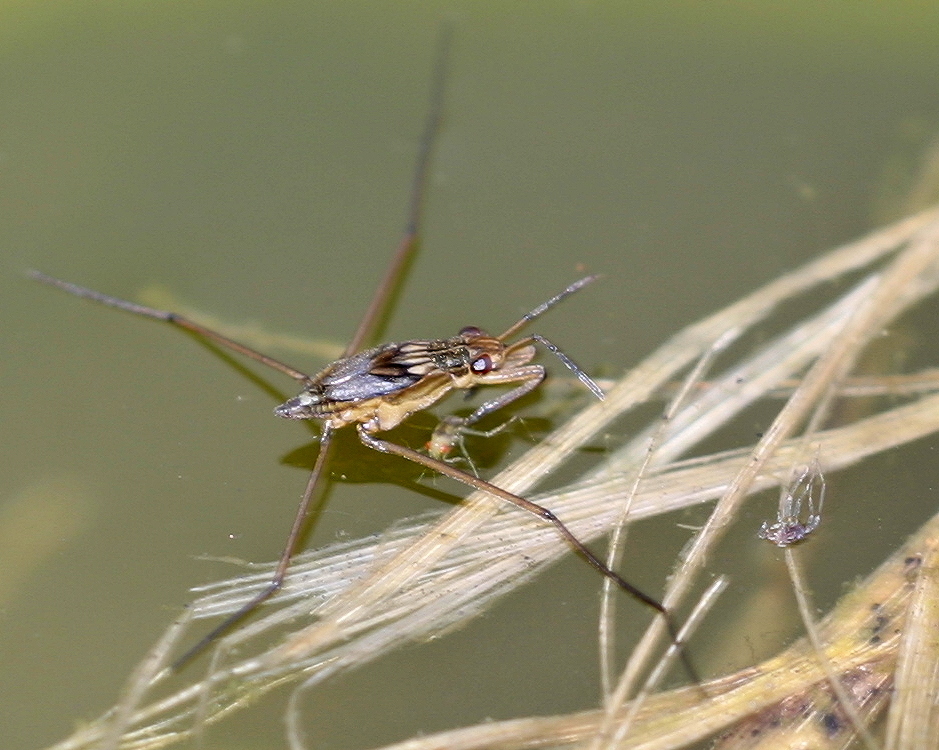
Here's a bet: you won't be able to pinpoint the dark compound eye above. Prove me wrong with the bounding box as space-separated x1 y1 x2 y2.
471 354 493 373
459 326 482 337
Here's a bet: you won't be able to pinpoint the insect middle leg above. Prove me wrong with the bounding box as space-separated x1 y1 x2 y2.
170 34 452 668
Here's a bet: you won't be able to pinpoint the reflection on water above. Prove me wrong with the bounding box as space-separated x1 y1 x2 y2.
0 478 95 608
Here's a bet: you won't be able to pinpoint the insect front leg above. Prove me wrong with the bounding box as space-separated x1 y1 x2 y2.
427 365 543 462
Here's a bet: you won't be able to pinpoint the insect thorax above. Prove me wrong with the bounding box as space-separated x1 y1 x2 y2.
396 338 478 374
273 331 507 425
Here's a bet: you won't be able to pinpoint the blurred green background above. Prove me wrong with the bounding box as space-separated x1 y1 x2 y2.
4 3 939 749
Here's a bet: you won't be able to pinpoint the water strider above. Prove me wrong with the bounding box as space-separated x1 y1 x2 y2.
30 31 694 677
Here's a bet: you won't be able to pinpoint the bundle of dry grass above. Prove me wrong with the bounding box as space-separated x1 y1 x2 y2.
47 204 939 750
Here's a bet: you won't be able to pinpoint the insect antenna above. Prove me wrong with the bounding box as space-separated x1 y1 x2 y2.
497 275 606 400
527 333 606 400
498 274 600 340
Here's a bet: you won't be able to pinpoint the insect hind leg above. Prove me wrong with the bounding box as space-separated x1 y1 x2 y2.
357 425 699 685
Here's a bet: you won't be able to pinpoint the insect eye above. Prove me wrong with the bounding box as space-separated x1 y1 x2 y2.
471 354 493 373
460 326 482 337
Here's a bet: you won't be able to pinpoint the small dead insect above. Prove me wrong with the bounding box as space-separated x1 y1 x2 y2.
759 458 825 547
425 413 521 475
29 32 693 677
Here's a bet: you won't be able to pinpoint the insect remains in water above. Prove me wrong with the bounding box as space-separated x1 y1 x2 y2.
425 414 521 476
759 457 825 547
28 31 696 681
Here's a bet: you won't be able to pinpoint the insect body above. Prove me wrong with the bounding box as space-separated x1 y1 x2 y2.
28 32 694 678
29 269 696 674
276 276 602 439
276 330 537 430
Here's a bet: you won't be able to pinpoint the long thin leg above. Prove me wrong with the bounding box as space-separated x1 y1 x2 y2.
171 426 335 670
357 427 699 683
27 270 311 383
30 31 455 669
346 25 452 355
171 33 453 667
30 30 453 368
